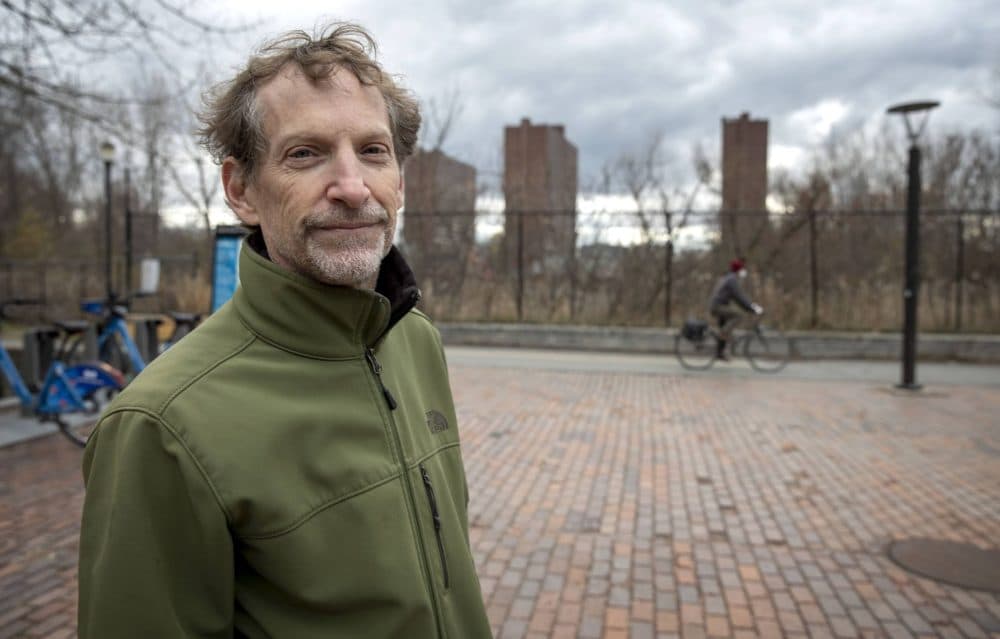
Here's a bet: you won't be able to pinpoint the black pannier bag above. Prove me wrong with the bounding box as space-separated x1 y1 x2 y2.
681 319 709 341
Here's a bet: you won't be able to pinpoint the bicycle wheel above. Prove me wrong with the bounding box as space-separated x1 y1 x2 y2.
744 326 791 373
674 334 717 370
100 335 132 377
54 415 94 448
61 331 94 366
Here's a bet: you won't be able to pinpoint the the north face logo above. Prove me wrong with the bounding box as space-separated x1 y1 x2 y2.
426 410 449 434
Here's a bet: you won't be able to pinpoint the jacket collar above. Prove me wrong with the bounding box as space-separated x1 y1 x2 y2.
232 231 421 358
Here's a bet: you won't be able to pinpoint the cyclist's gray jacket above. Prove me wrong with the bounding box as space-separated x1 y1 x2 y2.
78 234 492 639
709 272 754 312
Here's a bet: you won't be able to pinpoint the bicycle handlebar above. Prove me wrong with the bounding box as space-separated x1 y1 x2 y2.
81 297 129 318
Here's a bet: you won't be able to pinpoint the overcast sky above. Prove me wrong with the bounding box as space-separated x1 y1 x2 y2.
177 0 998 204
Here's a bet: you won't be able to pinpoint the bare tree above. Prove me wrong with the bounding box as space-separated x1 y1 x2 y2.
158 71 223 241
421 86 465 153
604 133 711 324
0 1 253 126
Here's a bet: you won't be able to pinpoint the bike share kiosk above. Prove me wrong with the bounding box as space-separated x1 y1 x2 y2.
212 225 249 312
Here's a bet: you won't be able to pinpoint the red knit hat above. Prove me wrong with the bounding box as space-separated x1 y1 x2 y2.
730 258 745 272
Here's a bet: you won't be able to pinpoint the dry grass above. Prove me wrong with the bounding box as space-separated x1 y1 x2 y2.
4 241 998 333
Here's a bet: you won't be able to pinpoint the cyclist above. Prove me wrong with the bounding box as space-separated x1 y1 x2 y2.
709 257 763 360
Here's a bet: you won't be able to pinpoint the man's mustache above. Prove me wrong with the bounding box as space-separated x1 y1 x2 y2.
303 204 388 230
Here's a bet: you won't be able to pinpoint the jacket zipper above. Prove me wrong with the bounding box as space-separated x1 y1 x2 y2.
364 347 446 635
365 347 397 410
419 464 451 589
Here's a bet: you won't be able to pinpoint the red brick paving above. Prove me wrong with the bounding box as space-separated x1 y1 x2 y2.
1 366 999 637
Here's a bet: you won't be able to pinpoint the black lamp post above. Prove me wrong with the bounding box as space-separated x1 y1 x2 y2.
886 100 939 390
99 141 116 301
124 165 133 296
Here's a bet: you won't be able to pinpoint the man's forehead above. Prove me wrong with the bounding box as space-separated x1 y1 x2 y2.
254 64 391 144
258 64 381 104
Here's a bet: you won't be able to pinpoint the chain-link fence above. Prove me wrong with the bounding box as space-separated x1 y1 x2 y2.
3 208 996 333
399 208 1000 332
0 253 201 322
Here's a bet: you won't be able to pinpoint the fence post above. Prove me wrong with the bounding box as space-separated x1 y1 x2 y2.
809 207 819 328
954 214 964 331
40 263 47 310
665 239 674 326
568 226 578 321
516 210 524 321
81 260 89 303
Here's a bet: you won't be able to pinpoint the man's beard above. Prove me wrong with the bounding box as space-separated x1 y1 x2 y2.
293 203 391 288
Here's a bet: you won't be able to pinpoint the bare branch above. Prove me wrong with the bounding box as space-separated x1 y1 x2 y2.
1 0 254 125
423 86 465 152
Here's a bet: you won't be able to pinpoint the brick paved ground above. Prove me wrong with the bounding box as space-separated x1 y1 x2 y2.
1 365 998 638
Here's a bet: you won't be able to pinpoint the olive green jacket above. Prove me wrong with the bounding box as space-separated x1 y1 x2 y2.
79 236 492 638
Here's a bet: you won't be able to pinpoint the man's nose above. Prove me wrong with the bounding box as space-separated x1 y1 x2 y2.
325 154 370 209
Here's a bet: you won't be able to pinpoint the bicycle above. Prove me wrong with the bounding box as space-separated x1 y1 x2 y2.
67 296 202 378
158 311 202 354
0 299 125 447
675 314 791 373
74 295 152 378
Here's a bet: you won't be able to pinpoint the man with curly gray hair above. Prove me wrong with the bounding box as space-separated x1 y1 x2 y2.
79 22 493 638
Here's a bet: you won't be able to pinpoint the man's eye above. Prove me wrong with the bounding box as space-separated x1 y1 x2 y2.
289 148 315 159
363 145 389 156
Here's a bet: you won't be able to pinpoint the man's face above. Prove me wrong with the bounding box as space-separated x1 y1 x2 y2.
224 66 402 288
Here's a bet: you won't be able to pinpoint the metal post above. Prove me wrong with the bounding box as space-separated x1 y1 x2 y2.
666 241 674 326
125 166 133 295
809 207 819 328
517 211 527 321
900 144 921 389
955 214 964 331
568 226 578 321
103 158 113 300
887 99 938 391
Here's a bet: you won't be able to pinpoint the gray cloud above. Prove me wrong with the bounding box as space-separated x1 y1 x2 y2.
212 0 999 191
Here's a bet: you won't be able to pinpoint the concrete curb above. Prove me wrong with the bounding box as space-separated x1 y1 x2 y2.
437 322 1000 363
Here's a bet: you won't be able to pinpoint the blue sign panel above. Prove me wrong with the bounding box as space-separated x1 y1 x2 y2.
211 226 249 313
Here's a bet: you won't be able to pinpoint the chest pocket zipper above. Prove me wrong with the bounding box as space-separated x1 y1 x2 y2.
419 464 450 589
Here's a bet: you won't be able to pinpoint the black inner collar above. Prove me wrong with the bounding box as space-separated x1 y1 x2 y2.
246 230 421 338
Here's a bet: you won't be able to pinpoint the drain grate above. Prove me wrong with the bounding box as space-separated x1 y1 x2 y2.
887 538 1000 593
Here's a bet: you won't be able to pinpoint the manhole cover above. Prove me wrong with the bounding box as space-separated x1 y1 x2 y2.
887 538 1000 593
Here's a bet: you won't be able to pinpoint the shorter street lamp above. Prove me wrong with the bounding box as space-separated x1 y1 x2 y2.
886 100 939 390
124 165 133 296
99 141 116 301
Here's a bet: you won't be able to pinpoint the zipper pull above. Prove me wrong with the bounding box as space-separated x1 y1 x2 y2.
420 465 442 531
420 463 450 588
365 347 397 410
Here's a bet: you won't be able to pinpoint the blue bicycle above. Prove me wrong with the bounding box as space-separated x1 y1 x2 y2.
78 296 150 378
67 297 202 380
68 298 159 379
0 299 125 447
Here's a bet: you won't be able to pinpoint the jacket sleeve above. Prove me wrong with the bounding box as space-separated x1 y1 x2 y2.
727 278 756 312
79 409 234 638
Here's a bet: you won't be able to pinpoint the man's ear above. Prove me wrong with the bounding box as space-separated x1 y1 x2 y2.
222 157 259 226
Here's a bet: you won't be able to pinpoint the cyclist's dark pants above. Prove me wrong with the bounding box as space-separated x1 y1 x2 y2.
710 305 746 342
